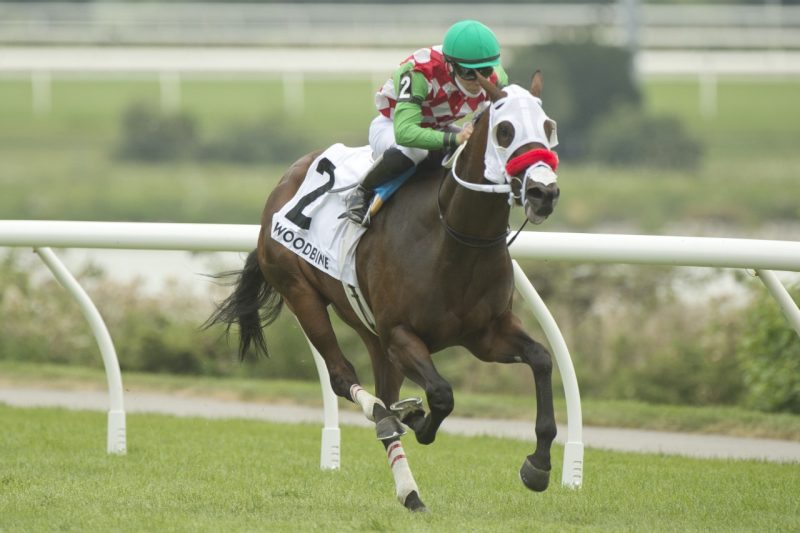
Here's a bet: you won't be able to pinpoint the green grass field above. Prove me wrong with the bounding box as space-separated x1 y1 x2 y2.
645 78 800 160
1 77 799 230
1 405 798 532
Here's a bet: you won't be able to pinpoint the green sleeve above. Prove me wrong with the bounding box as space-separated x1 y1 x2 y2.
392 66 451 150
390 62 510 151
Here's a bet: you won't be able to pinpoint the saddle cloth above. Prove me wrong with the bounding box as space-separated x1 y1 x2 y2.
270 143 371 286
271 143 419 334
270 141 417 283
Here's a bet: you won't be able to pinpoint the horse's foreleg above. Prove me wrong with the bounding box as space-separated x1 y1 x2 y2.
341 331 403 439
349 384 405 440
367 349 426 512
346 386 424 510
351 392 424 511
376 436 425 511
387 325 453 445
468 313 557 492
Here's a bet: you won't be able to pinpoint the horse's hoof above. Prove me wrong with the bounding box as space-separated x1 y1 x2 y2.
415 430 436 445
402 491 429 513
519 457 550 492
375 415 406 441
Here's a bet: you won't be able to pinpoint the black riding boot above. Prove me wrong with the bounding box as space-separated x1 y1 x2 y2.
341 147 415 226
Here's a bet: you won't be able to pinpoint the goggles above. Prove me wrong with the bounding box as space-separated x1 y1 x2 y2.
451 63 494 81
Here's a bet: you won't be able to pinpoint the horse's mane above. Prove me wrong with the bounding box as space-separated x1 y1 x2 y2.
472 102 490 124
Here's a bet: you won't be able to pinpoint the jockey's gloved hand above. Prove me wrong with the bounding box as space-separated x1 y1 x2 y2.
456 123 474 145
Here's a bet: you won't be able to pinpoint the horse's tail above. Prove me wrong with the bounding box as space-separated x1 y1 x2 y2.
203 250 283 359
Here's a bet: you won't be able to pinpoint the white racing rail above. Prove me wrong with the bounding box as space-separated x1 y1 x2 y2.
2 220 799 489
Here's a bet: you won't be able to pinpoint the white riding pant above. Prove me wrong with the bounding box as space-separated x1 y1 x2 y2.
368 115 429 165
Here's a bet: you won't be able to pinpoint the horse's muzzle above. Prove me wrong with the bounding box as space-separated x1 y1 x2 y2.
524 182 560 224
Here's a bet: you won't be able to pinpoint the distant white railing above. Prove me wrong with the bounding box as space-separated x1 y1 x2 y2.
3 46 798 117
1 2 799 49
1 220 799 489
4 47 800 78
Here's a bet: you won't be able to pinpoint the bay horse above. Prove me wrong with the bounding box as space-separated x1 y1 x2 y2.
206 72 560 512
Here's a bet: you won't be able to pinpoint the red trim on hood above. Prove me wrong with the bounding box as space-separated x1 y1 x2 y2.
505 148 559 176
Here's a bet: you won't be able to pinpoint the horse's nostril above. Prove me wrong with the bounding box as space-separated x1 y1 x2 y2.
528 188 544 200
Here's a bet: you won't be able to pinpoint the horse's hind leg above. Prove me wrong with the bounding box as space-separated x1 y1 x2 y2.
467 312 557 492
288 291 360 398
289 292 404 440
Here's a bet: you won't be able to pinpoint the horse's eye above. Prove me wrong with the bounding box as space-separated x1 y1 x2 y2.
495 122 515 148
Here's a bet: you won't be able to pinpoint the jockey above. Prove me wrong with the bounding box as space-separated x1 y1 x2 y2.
342 19 509 226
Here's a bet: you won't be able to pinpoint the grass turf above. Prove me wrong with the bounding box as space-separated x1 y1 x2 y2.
1 404 798 532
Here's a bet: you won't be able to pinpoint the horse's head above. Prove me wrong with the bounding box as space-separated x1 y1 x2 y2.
477 71 560 225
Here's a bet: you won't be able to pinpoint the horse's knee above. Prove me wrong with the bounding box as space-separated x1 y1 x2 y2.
525 344 553 376
426 382 454 416
534 353 553 376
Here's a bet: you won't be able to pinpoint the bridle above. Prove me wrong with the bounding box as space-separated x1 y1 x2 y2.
436 174 512 248
436 88 558 249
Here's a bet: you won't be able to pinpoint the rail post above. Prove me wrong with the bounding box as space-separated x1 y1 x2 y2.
34 247 126 454
512 260 584 488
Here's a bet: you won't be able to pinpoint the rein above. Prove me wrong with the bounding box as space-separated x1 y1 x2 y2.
436 175 510 248
449 152 512 194
506 219 529 247
436 175 530 248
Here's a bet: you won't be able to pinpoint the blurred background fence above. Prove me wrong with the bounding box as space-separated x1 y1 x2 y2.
1 1 799 49
2 2 800 116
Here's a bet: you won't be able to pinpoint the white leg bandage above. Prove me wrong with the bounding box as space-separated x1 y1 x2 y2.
387 440 419 504
350 385 385 422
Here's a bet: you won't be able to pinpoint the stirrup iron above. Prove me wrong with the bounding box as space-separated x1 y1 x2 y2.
339 185 373 226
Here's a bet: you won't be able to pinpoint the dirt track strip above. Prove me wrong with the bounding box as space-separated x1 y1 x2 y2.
2 387 799 463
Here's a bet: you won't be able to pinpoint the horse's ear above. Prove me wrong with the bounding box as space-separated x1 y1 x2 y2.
476 72 506 102
530 70 543 98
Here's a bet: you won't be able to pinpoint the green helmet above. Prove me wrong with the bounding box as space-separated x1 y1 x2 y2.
442 20 501 69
